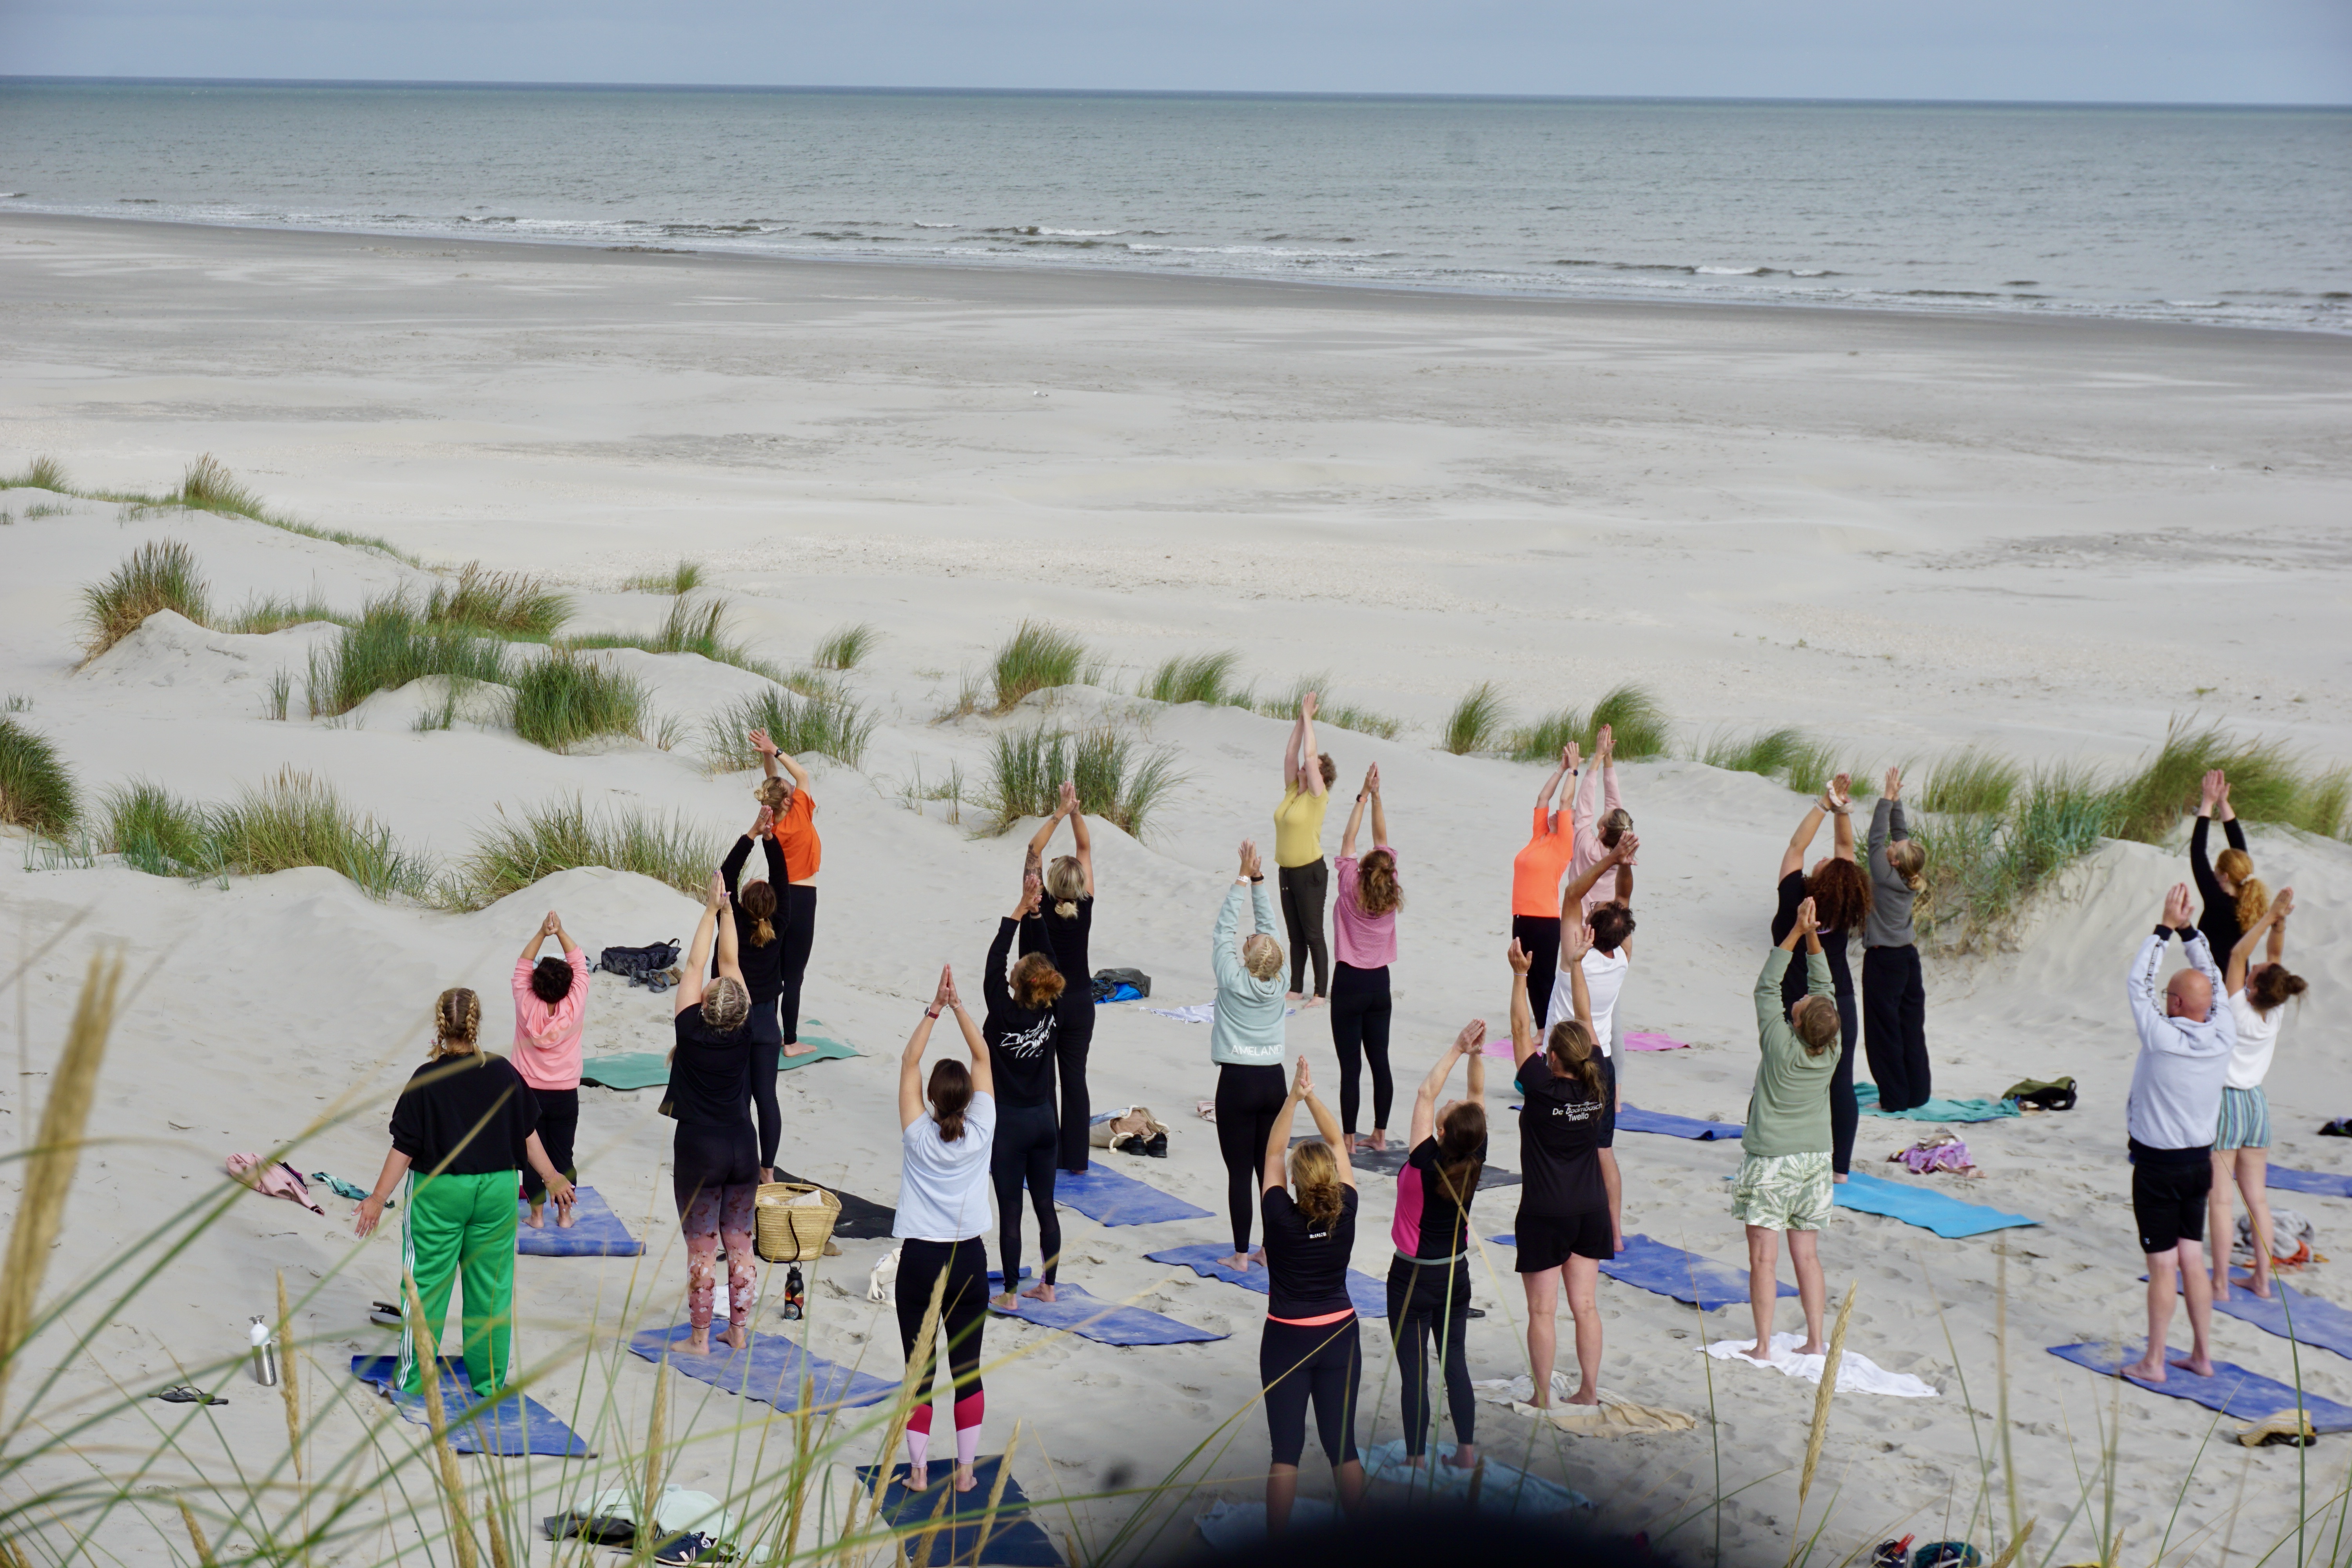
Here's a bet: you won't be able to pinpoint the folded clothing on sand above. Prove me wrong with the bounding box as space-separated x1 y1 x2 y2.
1706 1333 1939 1398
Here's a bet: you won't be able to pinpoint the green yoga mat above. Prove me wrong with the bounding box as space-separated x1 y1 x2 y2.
581 1035 857 1092
1855 1083 2018 1123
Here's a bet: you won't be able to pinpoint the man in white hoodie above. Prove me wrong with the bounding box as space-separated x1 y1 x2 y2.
2118 884 2237 1383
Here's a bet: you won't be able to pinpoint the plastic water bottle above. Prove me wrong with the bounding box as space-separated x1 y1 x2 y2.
782 1265 804 1321
249 1317 279 1387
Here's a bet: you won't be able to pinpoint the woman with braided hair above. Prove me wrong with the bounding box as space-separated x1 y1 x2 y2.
356 987 575 1397
668 870 761 1353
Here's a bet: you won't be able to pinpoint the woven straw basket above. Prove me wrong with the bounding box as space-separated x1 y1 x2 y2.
753 1182 841 1263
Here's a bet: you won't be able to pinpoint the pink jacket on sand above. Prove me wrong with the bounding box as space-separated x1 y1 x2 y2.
511 951 590 1091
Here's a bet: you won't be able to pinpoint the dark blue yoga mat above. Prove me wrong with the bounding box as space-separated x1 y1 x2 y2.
1617 1106 1743 1141
2161 1273 2352 1362
626 1325 898 1412
349 1356 593 1456
1833 1169 2036 1238
2269 1167 2352 1199
1052 1164 1212 1227
516 1186 644 1257
1145 1242 1387 1318
985 1282 1229 1345
2047 1341 2352 1431
855 1455 1060 1566
1601 1233 1798 1311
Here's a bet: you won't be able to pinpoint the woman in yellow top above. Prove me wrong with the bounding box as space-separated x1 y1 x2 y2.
1274 690 1337 1005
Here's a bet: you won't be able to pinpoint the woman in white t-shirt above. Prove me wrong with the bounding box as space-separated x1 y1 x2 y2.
894 965 998 1494
2212 888 2304 1303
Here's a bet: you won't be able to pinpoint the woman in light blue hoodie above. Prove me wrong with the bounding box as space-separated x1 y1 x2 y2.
1214 839 1291 1269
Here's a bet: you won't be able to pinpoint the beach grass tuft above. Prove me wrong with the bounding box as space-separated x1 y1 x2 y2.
2104 719 2344 843
102 781 219 878
1443 681 1511 755
1701 725 1808 781
79 539 212 660
563 593 781 681
624 559 704 595
982 724 1184 840
508 651 651 753
1 454 69 492
991 620 1095 712
223 593 352 635
813 622 878 671
438 795 722 909
1919 747 2025 817
1143 650 1244 707
704 687 877 773
306 593 512 717
1253 674 1404 740
1508 684 1672 763
176 453 269 519
0 717 80 836
209 768 435 899
425 562 573 639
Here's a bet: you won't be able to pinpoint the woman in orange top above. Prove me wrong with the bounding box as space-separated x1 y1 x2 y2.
751 728 824 1058
1511 743 1580 1027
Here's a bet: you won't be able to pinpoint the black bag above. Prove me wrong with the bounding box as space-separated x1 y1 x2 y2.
596 940 681 991
2002 1076 2077 1112
1090 967 1151 1002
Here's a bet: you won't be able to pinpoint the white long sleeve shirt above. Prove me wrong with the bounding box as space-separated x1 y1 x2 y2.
2123 928 2236 1152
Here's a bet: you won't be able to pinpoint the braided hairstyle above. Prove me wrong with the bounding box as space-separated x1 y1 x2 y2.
431 987 482 1060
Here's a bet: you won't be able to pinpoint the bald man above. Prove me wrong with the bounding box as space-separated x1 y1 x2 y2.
2118 882 2238 1383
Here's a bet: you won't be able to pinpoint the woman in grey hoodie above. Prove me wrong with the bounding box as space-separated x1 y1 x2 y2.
1862 768 1931 1112
1214 839 1292 1269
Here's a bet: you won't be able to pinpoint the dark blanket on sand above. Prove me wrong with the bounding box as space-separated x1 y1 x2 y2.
773 1171 896 1239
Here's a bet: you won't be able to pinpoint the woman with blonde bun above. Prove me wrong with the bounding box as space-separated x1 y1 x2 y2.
1213 840 1289 1270
2192 769 2268 959
1023 780 1098 1172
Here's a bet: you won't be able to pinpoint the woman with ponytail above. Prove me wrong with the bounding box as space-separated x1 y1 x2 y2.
2213 887 2304 1302
2192 769 2269 959
512 909 590 1229
895 964 996 1494
355 987 573 1397
668 871 760 1354
750 728 824 1058
1387 1018 1487 1469
1862 768 1932 1112
721 800 789 1180
1256 1056 1365 1533
1332 764 1402 1151
1509 924 1615 1412
1023 780 1097 1172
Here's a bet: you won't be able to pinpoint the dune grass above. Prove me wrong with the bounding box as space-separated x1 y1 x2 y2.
437 795 723 909
9 452 419 562
563 593 783 682
100 770 432 898
623 558 704 595
1782 738 1854 802
1918 747 2025 817
981 724 1184 840
0 453 69 491
78 539 212 660
223 593 352 635
1142 650 1246 707
1443 681 1512 755
704 687 877 773
991 619 1098 712
305 594 512 718
1700 725 1808 781
1252 673 1405 740
1508 683 1671 763
424 562 572 639
812 622 878 671
508 652 652 753
2104 720 2346 843
0 718 78 836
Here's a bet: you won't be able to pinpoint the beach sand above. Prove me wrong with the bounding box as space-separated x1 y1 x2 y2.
2 211 2349 1563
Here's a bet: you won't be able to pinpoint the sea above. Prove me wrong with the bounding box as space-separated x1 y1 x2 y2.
3 80 2348 333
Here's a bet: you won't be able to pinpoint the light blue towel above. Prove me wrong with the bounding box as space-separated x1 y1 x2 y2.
1833 1169 2035 1238
1856 1083 2019 1123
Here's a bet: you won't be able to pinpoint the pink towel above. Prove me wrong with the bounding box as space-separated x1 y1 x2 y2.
226 1153 325 1214
1624 1032 1690 1052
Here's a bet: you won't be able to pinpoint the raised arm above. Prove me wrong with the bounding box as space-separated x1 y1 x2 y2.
715 873 742 984
1050 780 1095 893
900 967 956 1128
1535 744 1575 818
1213 846 1258 991
1597 725 1622 816
1341 768 1370 859
1410 1019 1483 1146
985 882 1034 1018
1828 774 1857 862
1297 692 1326 797
1025 789 1067 877
517 909 559 970
751 727 782 782
1368 765 1388 846
2225 888 2292 996
676 874 726 1016
720 826 754 895
1780 800 1827 879
1508 940 1539 1069
1562 918 1594 1033
1560 831 1638 927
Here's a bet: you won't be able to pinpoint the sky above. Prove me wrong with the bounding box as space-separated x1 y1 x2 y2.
2 0 2348 104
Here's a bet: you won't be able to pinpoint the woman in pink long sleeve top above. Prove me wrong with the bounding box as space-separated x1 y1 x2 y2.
1566 725 1634 921
513 909 591 1229
1331 765 1402 1151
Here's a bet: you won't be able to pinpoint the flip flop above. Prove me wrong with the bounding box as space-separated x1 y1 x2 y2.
158 1385 228 1406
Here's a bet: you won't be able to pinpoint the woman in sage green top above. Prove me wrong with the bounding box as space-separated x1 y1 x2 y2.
1274 690 1336 1004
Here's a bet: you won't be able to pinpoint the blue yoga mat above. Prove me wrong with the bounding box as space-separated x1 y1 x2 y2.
985 1282 1229 1346
855 1455 1060 1566
2269 1167 2352 1199
626 1325 899 1413
349 1356 593 1456
1617 1106 1743 1141
1052 1165 1212 1227
1601 1233 1798 1311
580 1035 857 1091
1833 1169 2036 1238
2161 1273 2352 1363
516 1185 644 1257
1856 1084 2020 1123
2048 1341 2352 1431
1145 1242 1388 1318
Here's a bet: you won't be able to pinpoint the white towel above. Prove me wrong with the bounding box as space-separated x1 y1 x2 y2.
1705 1332 1938 1398
1145 1002 1298 1024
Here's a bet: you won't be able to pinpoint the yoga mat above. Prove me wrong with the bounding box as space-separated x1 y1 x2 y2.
773 1170 896 1240
1287 1137 1520 1189
1832 1169 2036 1238
1051 1164 1212 1227
2269 1167 2352 1199
2047 1341 2352 1431
349 1356 594 1456
1624 1033 1691 1052
1359 1438 1592 1515
1599 1233 1798 1312
1617 1106 1742 1141
985 1282 1229 1345
1856 1084 2019 1123
1145 1242 1388 1319
626 1326 898 1413
2161 1274 2352 1362
516 1186 644 1257
580 1037 857 1091
855 1456 1060 1566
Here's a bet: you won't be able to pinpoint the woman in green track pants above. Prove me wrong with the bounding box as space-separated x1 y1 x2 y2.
357 986 576 1397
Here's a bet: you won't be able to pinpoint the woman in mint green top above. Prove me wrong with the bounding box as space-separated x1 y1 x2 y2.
1212 840 1291 1266
1274 691 1337 1003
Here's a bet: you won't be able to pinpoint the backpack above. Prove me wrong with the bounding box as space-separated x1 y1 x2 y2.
1090 967 1151 1003
2001 1076 2076 1112
596 940 682 992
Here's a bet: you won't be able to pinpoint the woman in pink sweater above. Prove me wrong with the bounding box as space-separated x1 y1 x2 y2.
513 910 591 1229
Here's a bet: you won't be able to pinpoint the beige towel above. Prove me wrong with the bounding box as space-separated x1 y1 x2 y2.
1508 1389 1697 1435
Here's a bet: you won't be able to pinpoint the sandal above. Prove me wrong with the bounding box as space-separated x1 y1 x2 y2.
158 1385 228 1406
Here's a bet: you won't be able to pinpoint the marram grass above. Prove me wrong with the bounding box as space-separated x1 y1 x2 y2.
306 594 512 717
437 795 724 909
0 717 79 837
980 724 1183 841
1443 681 1511 756
1509 683 1671 763
991 620 1096 712
704 688 877 773
79 539 211 660
1142 650 1244 707
508 651 650 753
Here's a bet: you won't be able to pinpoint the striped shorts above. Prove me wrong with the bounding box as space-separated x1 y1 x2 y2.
2215 1086 2270 1151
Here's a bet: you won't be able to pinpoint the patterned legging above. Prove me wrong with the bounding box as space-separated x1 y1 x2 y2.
681 1183 758 1331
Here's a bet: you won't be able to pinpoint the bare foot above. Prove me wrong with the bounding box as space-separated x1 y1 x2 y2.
1445 1445 1480 1471
557 1205 576 1229
2118 1353 2167 1383
719 1323 749 1352
954 1463 978 1494
1021 1280 1057 1305
1833 1173 1848 1185
1792 1339 1827 1356
1218 1254 1250 1271
524 1205 545 1230
1730 1343 1774 1364
2170 1353 2216 1378
1566 1388 1601 1406
1302 996 1325 1009
2213 1275 2232 1303
781 1043 817 1058
990 1292 1021 1312
906 1463 928 1492
1368 1130 1388 1152
684 1328 712 1355
1285 991 1305 1003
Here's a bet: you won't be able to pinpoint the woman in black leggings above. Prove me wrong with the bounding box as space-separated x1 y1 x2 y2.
1257 1057 1365 1534
1273 691 1335 1005
668 873 758 1356
1773 775 1870 1179
1387 1020 1486 1469
718 801 787 1181
1211 840 1290 1269
894 965 995 1495
1330 764 1400 1150
984 873 1063 1309
750 729 822 1057
1023 780 1097 1172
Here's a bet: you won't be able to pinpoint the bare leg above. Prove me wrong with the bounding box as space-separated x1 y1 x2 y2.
1335 1457 1366 1512
1737 1225 1782 1361
1522 1269 1561 1406
2122 1248 2179 1381
1021 1278 1058 1304
1787 1229 1828 1354
1266 1463 1299 1533
525 1201 545 1230
1563 1256 1602 1405
1601 1150 1624 1254
2238 1149 2276 1299
2174 1239 2216 1377
2209 1151 2237 1301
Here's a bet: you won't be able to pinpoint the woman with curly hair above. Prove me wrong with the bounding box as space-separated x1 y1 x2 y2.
1771 775 1871 1180
2192 769 2270 960
1331 764 1402 1151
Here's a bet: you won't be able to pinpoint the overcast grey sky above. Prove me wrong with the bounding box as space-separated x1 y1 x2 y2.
4 0 2348 103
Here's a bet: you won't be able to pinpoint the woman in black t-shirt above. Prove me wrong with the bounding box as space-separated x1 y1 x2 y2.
719 801 789 1181
1022 780 1098 1172
1386 1019 1488 1469
1772 775 1870 1179
669 871 758 1354
1508 927 1616 1414
987 872 1064 1309
1256 1058 1366 1533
